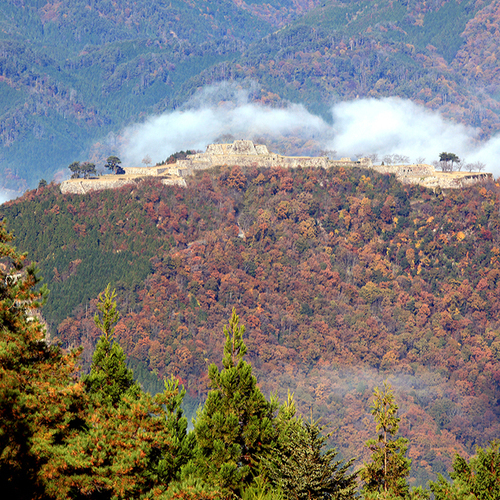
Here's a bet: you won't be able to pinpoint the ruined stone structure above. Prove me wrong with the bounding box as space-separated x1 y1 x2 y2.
60 166 186 194
175 139 332 174
371 164 492 189
60 140 491 194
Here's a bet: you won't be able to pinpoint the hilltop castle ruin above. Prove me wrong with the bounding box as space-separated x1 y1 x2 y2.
60 140 491 194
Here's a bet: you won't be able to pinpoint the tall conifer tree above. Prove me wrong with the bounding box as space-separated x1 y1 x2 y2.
82 284 140 405
361 381 411 499
430 442 500 500
194 308 278 496
60 285 192 498
264 394 357 500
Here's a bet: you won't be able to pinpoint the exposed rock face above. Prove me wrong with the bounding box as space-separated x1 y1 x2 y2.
60 140 492 194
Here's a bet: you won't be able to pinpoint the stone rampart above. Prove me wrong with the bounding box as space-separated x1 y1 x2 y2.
61 178 138 194
329 158 373 168
60 140 492 194
205 140 270 156
372 164 434 176
369 163 492 189
177 143 330 176
123 165 177 176
407 172 492 189
60 170 186 194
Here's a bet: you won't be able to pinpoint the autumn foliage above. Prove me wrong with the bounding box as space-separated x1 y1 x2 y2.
3 165 500 485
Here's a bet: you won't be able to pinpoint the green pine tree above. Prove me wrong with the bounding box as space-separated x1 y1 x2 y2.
0 230 193 499
0 221 85 499
82 284 140 405
193 308 278 497
430 441 500 500
54 287 192 498
264 394 357 500
361 381 411 499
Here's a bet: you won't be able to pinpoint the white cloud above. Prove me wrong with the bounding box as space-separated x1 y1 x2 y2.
327 97 500 171
120 102 325 166
0 189 17 205
120 86 500 176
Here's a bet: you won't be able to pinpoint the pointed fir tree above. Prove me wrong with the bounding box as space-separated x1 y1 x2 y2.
193 308 278 497
264 393 357 500
82 284 140 405
55 287 193 498
430 441 500 500
361 381 411 499
0 232 195 499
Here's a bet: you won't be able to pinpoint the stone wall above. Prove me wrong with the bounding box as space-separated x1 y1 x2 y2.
60 171 186 194
369 163 492 189
329 158 373 168
413 172 492 189
60 178 138 194
123 165 177 176
176 141 331 176
372 164 434 176
205 140 270 156
60 140 492 194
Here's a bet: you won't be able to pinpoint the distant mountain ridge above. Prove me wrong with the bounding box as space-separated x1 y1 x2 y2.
0 0 498 192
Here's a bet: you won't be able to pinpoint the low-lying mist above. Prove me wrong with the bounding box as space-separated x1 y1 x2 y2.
120 83 500 175
0 189 20 205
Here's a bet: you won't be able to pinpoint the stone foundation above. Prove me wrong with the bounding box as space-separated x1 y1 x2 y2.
60 140 492 194
60 172 185 194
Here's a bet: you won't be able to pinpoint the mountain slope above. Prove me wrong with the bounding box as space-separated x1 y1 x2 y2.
2 166 500 486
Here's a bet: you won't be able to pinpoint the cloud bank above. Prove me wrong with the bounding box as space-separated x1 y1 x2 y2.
121 102 326 164
0 189 17 205
120 85 500 176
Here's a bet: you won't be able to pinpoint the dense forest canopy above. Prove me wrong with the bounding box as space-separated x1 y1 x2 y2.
2 164 500 487
1 0 499 192
1 219 499 498
2 0 500 493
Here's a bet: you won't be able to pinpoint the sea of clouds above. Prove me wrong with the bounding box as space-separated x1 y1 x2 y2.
120 83 500 175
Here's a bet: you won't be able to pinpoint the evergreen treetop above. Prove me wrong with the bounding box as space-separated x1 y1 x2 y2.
361 381 411 499
194 308 278 497
264 392 358 500
60 285 192 498
431 441 500 500
0 222 85 499
82 284 140 405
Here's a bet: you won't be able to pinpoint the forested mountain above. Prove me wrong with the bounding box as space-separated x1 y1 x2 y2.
10 225 496 499
2 166 500 487
1 0 499 192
